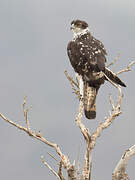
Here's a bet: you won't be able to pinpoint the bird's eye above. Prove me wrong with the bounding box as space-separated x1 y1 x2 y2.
71 20 75 25
76 23 82 28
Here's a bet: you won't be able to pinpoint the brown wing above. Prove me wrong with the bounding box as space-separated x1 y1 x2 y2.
67 36 107 78
67 41 86 75
90 36 107 70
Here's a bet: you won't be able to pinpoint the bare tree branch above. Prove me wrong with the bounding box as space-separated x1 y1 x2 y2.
107 54 135 76
74 86 123 180
107 53 120 68
64 70 81 99
23 95 32 131
47 152 58 163
102 71 119 89
64 58 135 179
58 160 66 180
0 97 77 180
75 100 92 180
65 66 125 180
116 61 135 75
90 86 123 149
82 145 92 180
112 144 135 180
0 59 134 179
64 70 79 88
41 156 61 180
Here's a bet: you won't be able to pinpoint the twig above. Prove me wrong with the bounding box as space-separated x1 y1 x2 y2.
47 152 65 179
47 152 58 163
109 94 115 111
23 96 31 131
0 113 66 157
102 71 119 89
90 86 123 149
112 144 135 180
41 156 60 179
66 70 124 180
0 107 77 180
75 101 90 141
64 70 81 99
64 70 79 88
116 61 135 75
0 60 133 180
107 53 120 68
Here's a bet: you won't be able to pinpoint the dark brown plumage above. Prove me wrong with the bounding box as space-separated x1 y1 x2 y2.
67 20 126 119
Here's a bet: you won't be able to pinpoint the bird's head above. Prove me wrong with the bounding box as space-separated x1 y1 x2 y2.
70 20 89 37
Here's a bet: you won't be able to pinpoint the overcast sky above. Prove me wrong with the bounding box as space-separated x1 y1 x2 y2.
0 0 135 179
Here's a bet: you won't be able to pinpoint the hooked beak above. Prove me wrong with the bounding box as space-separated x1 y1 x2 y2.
70 24 75 30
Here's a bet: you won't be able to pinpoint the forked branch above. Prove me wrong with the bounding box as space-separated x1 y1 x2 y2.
0 97 77 180
90 86 123 149
116 61 135 75
73 80 123 180
75 100 92 180
65 61 134 179
0 59 134 180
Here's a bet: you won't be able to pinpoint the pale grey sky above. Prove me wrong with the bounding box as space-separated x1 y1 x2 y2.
0 0 135 179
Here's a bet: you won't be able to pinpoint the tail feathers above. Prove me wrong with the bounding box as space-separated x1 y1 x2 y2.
84 84 98 119
103 67 126 87
84 104 96 119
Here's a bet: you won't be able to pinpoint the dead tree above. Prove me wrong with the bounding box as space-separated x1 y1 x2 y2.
0 60 135 180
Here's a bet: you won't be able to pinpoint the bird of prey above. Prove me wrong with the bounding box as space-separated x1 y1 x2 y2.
67 19 126 119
